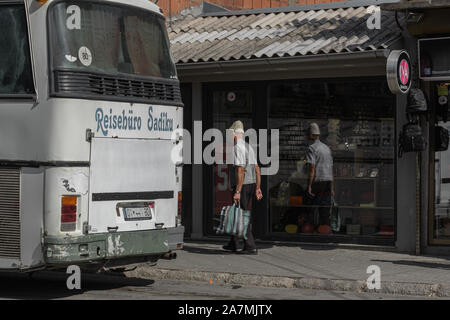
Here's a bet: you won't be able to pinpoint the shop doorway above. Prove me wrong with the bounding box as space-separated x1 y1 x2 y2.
429 82 450 245
203 82 268 238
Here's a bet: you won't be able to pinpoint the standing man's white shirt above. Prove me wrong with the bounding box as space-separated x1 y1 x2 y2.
232 139 257 185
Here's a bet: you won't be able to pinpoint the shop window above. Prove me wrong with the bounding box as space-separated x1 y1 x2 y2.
268 80 396 241
433 120 450 241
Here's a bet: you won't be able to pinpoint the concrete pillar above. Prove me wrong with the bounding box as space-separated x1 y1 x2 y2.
395 93 418 253
191 82 203 239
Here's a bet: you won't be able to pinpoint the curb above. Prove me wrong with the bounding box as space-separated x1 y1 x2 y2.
124 267 450 298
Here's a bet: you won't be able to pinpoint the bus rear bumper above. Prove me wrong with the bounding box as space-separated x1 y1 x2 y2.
43 226 184 266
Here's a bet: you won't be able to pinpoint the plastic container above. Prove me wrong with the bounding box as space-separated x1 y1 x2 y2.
290 196 303 206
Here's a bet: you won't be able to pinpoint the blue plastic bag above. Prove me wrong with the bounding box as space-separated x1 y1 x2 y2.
215 203 251 239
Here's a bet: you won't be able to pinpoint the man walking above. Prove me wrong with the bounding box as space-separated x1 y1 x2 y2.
306 123 334 230
223 120 263 254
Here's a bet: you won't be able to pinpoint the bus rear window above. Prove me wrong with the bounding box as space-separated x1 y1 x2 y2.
0 5 35 96
48 1 177 79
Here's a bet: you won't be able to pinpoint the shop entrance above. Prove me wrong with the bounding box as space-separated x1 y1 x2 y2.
429 82 450 245
203 82 268 239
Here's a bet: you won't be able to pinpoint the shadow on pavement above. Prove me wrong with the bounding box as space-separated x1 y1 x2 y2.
371 259 450 271
0 271 154 300
295 245 336 251
182 245 234 255
182 242 274 255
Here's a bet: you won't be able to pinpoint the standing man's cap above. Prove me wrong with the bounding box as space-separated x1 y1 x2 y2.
229 120 244 134
309 122 320 135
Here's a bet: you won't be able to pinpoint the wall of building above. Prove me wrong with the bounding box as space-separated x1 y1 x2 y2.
158 0 346 18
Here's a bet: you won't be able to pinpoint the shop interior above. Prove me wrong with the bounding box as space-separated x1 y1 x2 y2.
268 79 396 242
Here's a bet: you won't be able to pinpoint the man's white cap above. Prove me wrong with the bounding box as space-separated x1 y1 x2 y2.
309 122 320 135
229 120 244 134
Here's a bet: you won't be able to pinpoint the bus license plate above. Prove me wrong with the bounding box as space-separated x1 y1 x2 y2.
123 207 152 221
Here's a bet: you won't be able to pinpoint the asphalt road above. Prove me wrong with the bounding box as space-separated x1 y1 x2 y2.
0 271 446 300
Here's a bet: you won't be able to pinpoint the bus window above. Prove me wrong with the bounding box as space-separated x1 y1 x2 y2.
0 4 35 96
48 1 177 79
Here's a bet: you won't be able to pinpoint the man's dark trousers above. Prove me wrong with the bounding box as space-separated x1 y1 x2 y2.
312 181 332 226
228 183 257 250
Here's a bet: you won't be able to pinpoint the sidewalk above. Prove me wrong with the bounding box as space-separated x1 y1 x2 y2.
125 241 450 297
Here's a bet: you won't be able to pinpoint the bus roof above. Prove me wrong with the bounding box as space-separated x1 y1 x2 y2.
25 0 162 16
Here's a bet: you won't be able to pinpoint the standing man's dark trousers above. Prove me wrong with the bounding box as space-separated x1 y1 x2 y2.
227 183 257 250
311 181 332 226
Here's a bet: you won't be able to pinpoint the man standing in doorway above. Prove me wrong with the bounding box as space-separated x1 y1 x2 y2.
223 120 263 254
306 122 334 230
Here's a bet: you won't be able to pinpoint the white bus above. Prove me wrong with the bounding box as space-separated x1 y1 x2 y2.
0 0 184 272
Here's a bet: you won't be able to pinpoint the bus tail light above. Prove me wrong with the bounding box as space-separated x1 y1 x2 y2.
61 196 77 231
177 192 182 226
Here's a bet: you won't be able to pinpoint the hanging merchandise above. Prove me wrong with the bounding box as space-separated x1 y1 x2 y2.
406 88 428 113
437 83 448 97
398 119 426 157
435 125 449 152
437 83 449 123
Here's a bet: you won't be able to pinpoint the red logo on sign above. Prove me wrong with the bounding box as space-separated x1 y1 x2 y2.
399 59 409 85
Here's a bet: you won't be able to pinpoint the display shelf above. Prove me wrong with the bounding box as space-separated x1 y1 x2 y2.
270 198 393 210
267 232 396 242
278 146 395 150
280 157 395 163
287 177 378 180
271 204 394 210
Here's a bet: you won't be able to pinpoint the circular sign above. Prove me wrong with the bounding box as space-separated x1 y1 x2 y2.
387 50 412 94
78 46 93 67
227 91 236 102
439 95 448 105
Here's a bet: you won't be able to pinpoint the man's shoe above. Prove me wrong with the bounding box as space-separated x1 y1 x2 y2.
238 248 258 255
222 244 237 252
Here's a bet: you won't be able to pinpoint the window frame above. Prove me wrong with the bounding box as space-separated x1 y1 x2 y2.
46 0 178 89
0 0 37 100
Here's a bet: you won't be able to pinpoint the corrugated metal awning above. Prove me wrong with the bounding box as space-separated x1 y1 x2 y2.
168 4 404 65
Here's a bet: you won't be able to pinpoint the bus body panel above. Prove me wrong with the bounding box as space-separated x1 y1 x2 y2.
0 98 181 163
20 168 45 269
0 258 21 270
0 101 43 162
0 168 44 271
88 137 178 234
